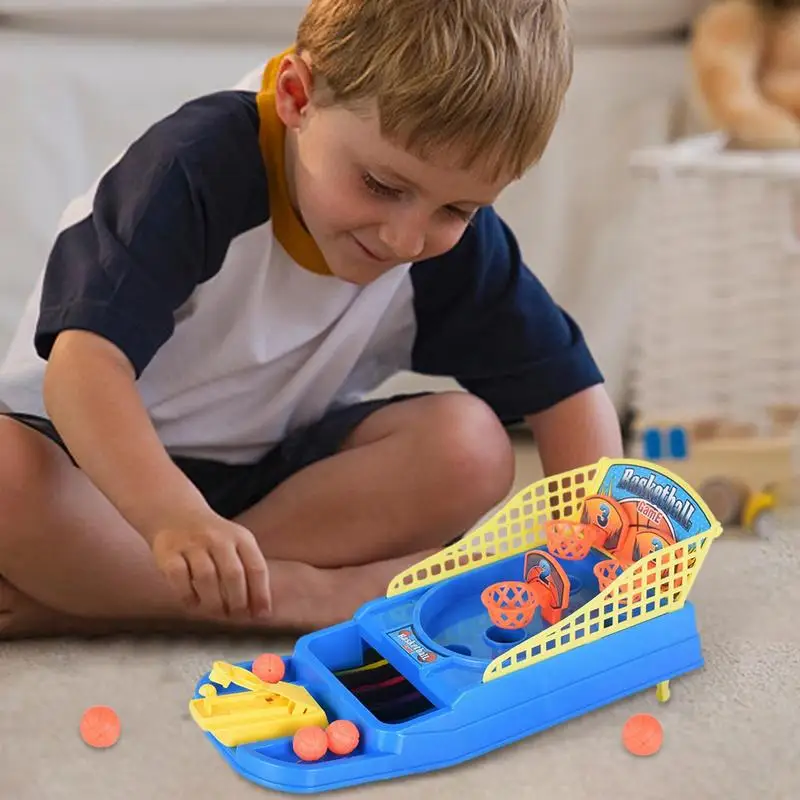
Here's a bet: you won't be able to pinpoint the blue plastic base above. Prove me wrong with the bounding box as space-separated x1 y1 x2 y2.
193 553 705 794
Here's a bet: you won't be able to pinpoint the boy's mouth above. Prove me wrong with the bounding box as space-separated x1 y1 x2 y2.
352 235 392 264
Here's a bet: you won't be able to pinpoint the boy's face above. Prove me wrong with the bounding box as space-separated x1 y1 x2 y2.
275 56 512 285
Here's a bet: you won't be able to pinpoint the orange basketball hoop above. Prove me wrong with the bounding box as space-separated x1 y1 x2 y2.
545 520 597 561
480 582 538 629
594 558 625 592
593 558 646 605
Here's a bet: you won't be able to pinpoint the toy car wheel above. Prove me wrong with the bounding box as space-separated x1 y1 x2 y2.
750 509 776 539
742 489 777 537
697 478 748 526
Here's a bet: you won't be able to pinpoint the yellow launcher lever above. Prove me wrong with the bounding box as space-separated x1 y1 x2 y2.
190 661 329 747
208 660 267 693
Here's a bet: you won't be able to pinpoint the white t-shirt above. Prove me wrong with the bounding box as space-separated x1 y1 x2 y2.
0 58 603 464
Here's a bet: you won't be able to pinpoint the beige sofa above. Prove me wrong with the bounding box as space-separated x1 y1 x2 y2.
0 1 708 409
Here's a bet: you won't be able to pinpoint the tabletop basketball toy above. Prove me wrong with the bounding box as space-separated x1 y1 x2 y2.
189 457 722 793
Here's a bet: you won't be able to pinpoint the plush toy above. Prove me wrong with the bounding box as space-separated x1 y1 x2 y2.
690 0 800 149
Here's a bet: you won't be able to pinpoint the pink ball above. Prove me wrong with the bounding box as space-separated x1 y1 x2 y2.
293 726 328 761
326 719 360 756
251 653 285 683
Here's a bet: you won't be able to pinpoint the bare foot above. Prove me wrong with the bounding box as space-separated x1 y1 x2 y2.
265 549 437 631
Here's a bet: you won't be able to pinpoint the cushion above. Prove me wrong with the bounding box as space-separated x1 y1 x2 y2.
0 0 712 43
569 0 711 42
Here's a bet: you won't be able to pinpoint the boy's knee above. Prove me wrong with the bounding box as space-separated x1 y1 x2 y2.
415 393 515 507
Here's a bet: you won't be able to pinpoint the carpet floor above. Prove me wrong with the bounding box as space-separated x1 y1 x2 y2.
1 441 797 799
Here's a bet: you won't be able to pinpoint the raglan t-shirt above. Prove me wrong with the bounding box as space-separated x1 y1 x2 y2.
0 55 604 465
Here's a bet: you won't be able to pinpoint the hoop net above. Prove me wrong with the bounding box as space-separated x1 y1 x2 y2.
545 520 596 561
480 581 538 629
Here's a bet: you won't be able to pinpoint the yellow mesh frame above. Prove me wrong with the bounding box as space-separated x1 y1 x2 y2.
482 527 719 681
386 462 602 597
385 458 722 684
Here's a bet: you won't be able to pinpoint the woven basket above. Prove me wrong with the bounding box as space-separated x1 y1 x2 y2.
627 134 800 430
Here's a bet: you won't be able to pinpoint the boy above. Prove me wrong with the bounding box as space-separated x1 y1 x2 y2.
0 0 622 639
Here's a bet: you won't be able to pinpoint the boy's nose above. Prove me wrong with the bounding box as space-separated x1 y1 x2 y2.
378 215 426 261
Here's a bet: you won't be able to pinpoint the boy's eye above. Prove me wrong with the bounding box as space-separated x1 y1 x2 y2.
447 207 476 223
363 171 476 224
362 172 401 198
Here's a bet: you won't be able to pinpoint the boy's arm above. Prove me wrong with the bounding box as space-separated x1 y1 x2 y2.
43 329 272 619
410 207 622 471
28 91 272 619
524 384 623 477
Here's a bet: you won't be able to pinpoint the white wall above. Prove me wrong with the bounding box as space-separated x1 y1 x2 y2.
0 4 696 409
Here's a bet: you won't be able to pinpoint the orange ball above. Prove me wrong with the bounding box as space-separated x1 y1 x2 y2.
326 719 360 756
252 653 285 683
79 705 121 749
622 713 663 757
293 725 328 762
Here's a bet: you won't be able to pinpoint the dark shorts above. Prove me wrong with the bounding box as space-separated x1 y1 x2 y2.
2 393 428 520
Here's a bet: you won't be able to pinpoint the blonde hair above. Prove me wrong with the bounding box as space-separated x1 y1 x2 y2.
296 0 572 180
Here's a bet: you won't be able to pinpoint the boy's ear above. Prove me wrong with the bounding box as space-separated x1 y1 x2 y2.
275 54 314 129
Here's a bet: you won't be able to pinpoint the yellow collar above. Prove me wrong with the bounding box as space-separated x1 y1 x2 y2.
256 50 331 276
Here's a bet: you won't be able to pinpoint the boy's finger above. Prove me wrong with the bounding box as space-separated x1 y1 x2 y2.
237 539 271 617
186 550 225 616
158 552 197 608
213 545 248 616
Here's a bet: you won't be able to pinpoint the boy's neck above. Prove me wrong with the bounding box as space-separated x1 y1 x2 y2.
282 128 307 231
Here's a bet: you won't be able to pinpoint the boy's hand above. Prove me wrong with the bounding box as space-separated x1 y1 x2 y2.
150 512 272 619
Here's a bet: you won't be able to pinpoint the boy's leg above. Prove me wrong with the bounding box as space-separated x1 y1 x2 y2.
0 415 429 636
236 391 516 566
0 416 381 636
0 391 515 637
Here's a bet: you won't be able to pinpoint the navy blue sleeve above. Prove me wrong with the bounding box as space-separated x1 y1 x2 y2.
34 90 269 377
410 206 603 422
